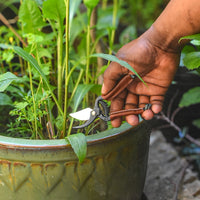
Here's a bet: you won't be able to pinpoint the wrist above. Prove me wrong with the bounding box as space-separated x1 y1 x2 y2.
142 25 189 53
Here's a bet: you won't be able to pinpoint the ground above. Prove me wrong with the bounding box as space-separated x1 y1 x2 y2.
144 131 200 200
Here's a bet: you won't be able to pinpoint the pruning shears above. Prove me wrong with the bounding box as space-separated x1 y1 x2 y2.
70 74 151 129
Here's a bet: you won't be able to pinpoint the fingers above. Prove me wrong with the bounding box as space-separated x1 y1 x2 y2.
125 93 139 126
110 93 164 127
126 94 164 122
110 90 127 128
141 95 164 120
150 95 164 114
101 62 128 96
139 95 154 120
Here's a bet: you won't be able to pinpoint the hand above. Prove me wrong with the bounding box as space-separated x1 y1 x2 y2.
102 31 181 127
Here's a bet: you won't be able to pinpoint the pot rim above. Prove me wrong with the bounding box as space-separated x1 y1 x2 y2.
0 122 145 150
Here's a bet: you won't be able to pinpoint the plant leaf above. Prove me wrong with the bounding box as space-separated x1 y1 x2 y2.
83 0 100 9
179 87 200 107
180 33 200 41
65 133 87 163
0 72 19 92
0 93 12 105
183 52 200 70
193 118 200 129
19 0 45 34
69 0 82 26
73 84 94 112
43 0 66 23
0 0 19 12
90 53 145 84
12 46 63 115
15 102 29 110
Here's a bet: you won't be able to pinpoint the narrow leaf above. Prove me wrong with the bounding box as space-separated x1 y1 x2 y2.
69 0 82 26
12 46 63 115
179 87 200 107
0 72 19 92
65 133 87 163
73 84 94 112
90 53 145 84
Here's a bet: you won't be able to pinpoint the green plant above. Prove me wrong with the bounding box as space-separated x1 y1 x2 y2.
179 34 200 129
123 0 167 36
0 0 143 162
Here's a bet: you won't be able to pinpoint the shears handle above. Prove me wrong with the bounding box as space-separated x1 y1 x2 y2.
101 74 135 100
101 74 151 120
110 104 151 120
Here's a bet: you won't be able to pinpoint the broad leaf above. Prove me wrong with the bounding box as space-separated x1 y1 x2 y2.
191 40 200 46
0 72 19 92
19 0 45 34
193 118 200 129
83 0 99 9
0 93 12 105
180 33 200 41
90 53 145 84
2 50 14 63
183 52 200 70
73 84 94 112
43 0 66 23
65 133 87 163
179 87 200 107
90 84 102 96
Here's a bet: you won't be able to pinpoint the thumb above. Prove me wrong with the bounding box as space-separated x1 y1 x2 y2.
101 61 127 97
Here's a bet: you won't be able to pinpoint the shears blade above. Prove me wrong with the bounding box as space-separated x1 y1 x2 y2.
69 108 93 121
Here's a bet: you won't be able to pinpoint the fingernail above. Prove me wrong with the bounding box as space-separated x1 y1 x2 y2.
152 104 162 114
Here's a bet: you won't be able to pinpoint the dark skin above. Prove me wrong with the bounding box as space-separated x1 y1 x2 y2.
102 0 200 127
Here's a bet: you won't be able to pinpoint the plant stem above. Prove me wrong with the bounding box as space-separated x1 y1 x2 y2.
67 69 84 136
102 0 108 10
57 24 63 110
90 7 105 85
68 68 84 109
84 9 92 106
109 0 118 55
63 0 70 137
67 118 74 136
27 63 38 139
16 39 24 75
86 10 92 86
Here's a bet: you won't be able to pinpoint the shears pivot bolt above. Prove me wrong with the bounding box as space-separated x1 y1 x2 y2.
91 111 96 116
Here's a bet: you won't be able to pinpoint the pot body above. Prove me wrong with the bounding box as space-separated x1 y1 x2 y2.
0 122 150 200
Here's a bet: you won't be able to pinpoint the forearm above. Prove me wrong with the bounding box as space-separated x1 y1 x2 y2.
145 0 200 52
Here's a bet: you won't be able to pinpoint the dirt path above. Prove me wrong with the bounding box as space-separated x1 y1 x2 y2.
144 131 200 200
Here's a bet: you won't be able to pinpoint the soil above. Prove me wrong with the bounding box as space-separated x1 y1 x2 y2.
144 131 200 200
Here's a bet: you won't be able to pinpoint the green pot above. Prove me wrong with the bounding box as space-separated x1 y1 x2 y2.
0 122 150 200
